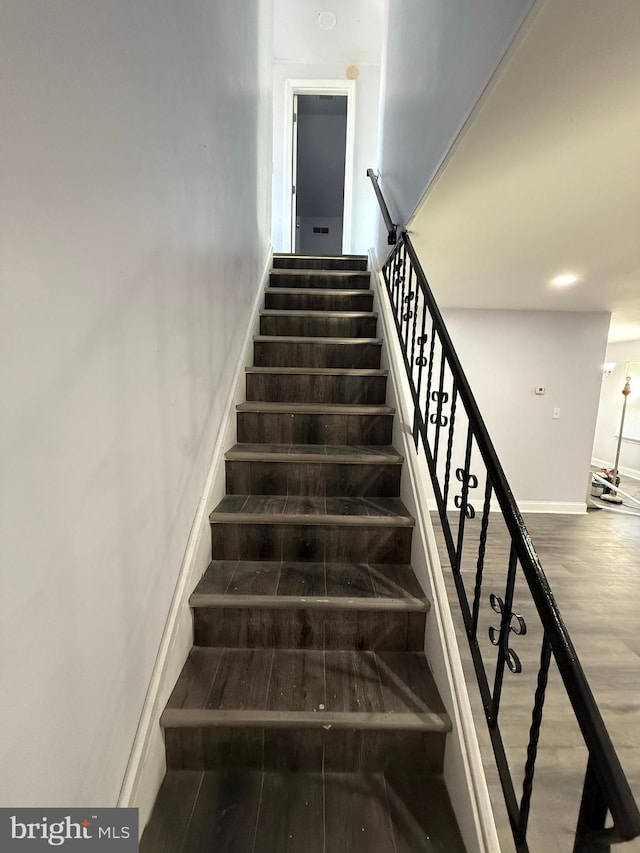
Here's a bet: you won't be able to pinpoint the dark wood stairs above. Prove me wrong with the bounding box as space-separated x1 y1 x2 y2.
141 254 466 852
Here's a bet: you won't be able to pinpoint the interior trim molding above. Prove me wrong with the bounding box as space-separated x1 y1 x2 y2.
592 456 640 482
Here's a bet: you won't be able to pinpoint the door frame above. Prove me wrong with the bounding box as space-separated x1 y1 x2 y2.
283 78 356 255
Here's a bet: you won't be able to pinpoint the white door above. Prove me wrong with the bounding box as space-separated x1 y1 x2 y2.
292 94 348 256
290 93 299 252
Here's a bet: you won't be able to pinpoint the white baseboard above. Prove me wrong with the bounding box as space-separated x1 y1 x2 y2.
517 500 586 514
591 457 640 482
425 497 586 515
117 247 272 833
370 247 500 853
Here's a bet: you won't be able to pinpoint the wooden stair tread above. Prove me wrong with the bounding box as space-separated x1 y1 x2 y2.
210 495 414 526
163 648 450 729
237 401 394 414
245 366 387 375
260 310 378 318
271 268 370 278
193 560 425 602
265 286 372 296
141 770 466 853
254 335 382 344
226 443 402 464
161 708 449 731
273 253 368 261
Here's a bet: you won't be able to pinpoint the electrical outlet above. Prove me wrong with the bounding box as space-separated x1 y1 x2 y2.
552 407 561 419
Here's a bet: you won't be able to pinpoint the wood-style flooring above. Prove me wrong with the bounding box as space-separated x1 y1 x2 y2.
434 502 640 852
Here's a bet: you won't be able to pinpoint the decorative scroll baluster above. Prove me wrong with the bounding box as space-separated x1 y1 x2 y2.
518 633 552 842
431 357 447 464
412 294 429 446
402 264 414 351
424 321 436 427
490 542 527 725
409 275 420 380
471 476 493 639
392 244 401 309
453 427 476 577
398 244 407 328
442 384 458 510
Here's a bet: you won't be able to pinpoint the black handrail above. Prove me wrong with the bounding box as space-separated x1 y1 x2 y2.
368 174 640 852
366 169 397 244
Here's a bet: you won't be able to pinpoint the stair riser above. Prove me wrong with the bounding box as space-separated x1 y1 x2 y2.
194 607 424 651
226 461 401 497
165 727 444 773
254 340 381 369
246 373 387 404
260 315 377 338
270 272 370 289
210 523 411 564
273 256 368 271
265 291 374 311
237 412 393 444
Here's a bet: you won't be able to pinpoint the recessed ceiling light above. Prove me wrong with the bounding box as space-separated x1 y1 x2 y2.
551 273 578 287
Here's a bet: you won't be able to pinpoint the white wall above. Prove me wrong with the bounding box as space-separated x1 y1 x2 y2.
443 309 610 507
592 340 640 478
377 0 533 234
272 0 385 253
0 0 272 808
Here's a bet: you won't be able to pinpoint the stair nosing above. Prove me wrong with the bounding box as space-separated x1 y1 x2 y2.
225 449 403 464
265 287 373 297
245 366 388 376
260 310 378 319
209 511 414 527
273 253 368 260
236 402 394 414
254 335 382 344
160 708 451 733
189 593 427 611
271 269 370 278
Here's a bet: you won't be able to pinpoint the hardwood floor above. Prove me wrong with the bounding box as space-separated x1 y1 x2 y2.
434 503 640 852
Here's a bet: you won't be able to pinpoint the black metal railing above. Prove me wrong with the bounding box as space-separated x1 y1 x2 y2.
367 168 397 244
368 170 640 852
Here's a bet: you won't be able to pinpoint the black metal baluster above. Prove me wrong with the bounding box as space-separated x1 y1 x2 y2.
442 383 458 509
490 541 519 726
412 288 429 446
385 249 393 302
517 633 552 843
453 426 474 574
402 264 414 352
409 272 420 381
398 244 407 331
471 475 493 639
424 321 436 426
432 355 447 465
574 759 610 853
390 245 400 311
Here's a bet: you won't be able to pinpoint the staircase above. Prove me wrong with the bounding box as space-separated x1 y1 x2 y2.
141 255 466 852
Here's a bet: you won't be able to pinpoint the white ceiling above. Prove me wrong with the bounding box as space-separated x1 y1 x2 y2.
409 0 640 342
